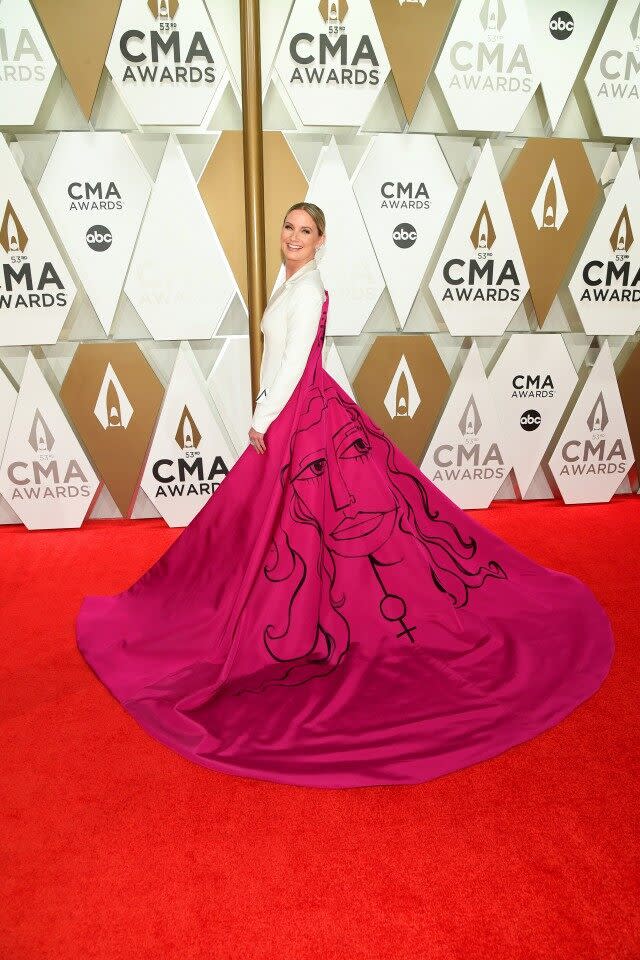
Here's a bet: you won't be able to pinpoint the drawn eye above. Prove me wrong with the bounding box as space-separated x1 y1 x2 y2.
295 457 326 481
342 437 370 459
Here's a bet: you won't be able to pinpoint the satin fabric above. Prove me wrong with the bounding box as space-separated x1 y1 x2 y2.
250 258 324 434
77 293 614 787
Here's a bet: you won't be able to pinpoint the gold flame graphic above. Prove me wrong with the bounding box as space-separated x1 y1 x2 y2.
470 201 496 251
147 0 179 19
319 0 347 24
0 201 28 254
106 380 123 428
175 405 202 450
395 372 409 417
610 206 634 253
542 177 557 229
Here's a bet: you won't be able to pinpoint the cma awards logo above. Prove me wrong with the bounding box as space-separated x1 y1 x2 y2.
0 201 69 310
288 0 382 89
67 181 123 213
93 365 134 430
5 409 91 502
593 2 640 102
446 0 534 94
531 161 569 231
380 181 430 211
117 0 217 86
559 392 628 477
150 404 229 498
511 373 555 399
0 16 48 83
579 206 640 304
431 394 506 482
508 372 553 446
439 201 521 302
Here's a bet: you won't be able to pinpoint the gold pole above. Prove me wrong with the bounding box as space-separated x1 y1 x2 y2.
239 0 267 412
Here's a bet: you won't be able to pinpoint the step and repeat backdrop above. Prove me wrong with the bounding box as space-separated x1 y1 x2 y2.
1 0 639 530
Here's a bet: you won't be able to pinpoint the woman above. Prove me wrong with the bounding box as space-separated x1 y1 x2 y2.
77 202 614 788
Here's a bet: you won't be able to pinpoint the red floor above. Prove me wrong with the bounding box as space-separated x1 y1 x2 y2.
1 499 638 960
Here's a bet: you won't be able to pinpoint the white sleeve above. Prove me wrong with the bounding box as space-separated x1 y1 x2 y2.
251 283 324 434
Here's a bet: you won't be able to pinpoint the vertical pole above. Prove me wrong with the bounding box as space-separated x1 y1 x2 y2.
239 0 267 410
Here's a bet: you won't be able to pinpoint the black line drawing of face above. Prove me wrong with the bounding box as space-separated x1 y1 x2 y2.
234 303 507 695
291 398 398 558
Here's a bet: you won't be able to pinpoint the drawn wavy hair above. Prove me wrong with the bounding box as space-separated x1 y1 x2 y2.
242 353 507 693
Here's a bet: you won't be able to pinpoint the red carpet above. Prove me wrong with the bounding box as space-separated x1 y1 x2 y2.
1 499 638 960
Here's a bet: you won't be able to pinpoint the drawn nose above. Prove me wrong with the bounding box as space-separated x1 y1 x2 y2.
327 457 355 513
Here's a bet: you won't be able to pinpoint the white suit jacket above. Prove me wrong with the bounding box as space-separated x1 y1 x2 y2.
250 257 326 434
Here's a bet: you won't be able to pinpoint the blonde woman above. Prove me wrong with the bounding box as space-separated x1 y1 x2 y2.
77 201 613 788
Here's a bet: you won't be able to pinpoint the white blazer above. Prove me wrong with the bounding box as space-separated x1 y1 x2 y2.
250 257 325 434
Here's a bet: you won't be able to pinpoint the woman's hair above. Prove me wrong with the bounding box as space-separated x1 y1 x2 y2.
283 201 326 237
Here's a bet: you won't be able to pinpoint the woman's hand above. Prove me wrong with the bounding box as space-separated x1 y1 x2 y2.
248 427 266 454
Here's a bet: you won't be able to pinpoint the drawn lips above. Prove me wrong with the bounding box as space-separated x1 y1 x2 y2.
331 513 384 539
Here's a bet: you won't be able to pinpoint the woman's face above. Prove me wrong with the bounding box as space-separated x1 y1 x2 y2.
281 208 324 268
292 398 398 558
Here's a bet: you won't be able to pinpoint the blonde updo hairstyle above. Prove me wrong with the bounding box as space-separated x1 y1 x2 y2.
282 201 326 240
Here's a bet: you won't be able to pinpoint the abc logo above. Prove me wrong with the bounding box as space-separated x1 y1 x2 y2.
392 223 417 249
520 409 542 432
549 11 574 39
86 225 112 252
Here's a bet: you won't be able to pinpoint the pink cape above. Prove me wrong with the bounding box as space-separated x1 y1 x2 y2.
77 294 614 787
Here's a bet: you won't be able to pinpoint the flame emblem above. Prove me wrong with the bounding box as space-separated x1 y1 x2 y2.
175 405 202 450
479 0 506 31
94 363 134 430
106 380 123 426
319 0 348 24
147 0 178 19
0 201 28 254
541 178 557 228
610 206 634 253
28 409 54 454
586 392 609 432
630 3 640 42
459 396 482 436
470 201 496 251
531 160 569 232
395 372 409 417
